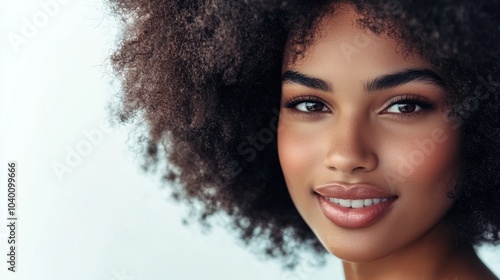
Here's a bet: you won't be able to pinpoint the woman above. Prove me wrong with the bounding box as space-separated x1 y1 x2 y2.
109 0 500 278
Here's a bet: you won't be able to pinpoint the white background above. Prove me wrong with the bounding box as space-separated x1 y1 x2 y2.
0 1 498 280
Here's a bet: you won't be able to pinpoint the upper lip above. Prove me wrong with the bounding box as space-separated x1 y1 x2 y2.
314 182 397 200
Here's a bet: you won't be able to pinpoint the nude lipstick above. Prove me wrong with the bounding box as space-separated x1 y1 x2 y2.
314 183 397 229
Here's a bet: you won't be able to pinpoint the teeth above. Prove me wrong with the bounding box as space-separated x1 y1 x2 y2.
351 200 364 208
327 197 392 208
339 199 351 207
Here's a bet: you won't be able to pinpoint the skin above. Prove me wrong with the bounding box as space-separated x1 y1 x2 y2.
278 4 498 280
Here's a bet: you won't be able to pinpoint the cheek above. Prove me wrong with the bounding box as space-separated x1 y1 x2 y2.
384 126 460 190
277 118 325 183
382 125 460 234
277 117 328 222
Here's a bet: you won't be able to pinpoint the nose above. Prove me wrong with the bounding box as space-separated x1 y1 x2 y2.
323 114 378 174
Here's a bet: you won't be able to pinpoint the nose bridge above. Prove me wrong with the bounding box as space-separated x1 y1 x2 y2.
324 111 378 173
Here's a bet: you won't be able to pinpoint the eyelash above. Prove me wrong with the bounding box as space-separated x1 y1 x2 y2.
283 95 328 110
282 94 436 120
385 95 435 120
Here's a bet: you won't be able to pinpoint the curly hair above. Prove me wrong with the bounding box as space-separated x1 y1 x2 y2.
108 0 500 268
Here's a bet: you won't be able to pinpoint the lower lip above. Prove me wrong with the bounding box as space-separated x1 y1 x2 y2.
316 194 396 229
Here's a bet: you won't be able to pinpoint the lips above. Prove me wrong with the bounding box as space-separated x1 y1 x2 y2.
314 183 397 228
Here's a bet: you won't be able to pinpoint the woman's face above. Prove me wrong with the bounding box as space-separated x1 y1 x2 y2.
278 5 461 262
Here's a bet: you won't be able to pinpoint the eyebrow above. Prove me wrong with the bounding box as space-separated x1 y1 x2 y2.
281 70 332 92
281 68 445 93
364 68 445 92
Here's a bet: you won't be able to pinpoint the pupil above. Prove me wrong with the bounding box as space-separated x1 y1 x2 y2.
306 102 322 111
398 103 415 113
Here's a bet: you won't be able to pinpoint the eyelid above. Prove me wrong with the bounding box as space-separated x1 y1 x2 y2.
381 95 432 110
380 94 436 119
282 95 331 112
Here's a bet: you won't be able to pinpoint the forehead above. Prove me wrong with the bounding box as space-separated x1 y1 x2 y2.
282 5 430 77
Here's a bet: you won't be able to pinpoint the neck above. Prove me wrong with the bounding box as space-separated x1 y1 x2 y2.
342 222 498 280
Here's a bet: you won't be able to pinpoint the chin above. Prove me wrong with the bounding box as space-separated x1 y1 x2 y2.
327 245 393 263
318 234 397 263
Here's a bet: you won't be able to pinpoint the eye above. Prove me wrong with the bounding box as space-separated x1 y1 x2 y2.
386 102 420 114
295 101 329 112
283 96 330 113
382 95 436 119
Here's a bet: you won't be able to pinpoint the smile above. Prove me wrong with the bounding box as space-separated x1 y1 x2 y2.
317 195 397 228
312 183 398 228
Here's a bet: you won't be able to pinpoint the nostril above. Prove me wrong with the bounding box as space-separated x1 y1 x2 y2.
352 166 367 172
